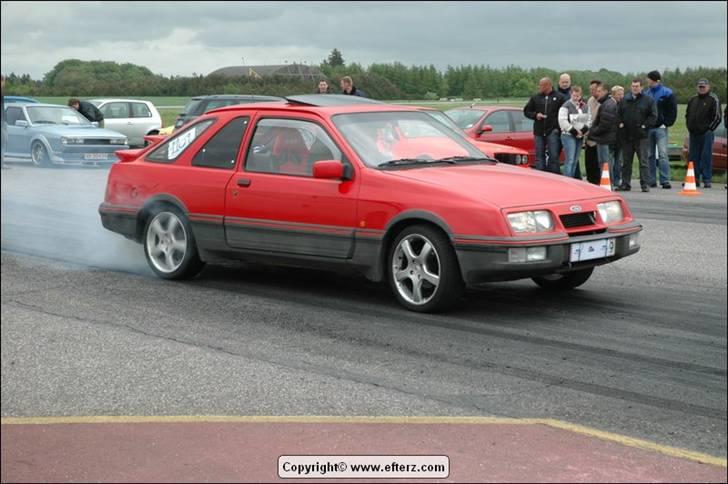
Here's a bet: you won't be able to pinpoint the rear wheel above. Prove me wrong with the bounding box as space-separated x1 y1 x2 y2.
30 141 51 167
143 206 204 279
532 267 594 290
388 225 463 312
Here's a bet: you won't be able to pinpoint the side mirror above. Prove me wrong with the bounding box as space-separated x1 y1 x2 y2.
478 124 493 134
313 160 345 180
15 120 29 127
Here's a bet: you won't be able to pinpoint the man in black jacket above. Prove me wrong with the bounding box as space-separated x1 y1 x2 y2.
68 98 104 127
524 77 565 173
616 79 657 192
588 83 619 186
686 78 722 188
340 76 366 97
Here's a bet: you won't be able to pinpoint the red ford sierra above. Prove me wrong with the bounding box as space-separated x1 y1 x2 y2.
100 95 642 312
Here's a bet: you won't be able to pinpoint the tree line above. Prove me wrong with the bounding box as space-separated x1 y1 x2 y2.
4 55 726 103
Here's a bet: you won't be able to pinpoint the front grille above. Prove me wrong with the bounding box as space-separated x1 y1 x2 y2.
560 211 596 228
83 139 111 145
494 153 515 164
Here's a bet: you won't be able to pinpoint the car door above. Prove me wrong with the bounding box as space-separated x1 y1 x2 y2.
4 106 31 157
475 110 513 145
224 114 358 259
99 102 134 143
508 109 537 162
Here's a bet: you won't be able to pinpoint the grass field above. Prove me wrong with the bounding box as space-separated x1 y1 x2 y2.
33 96 723 182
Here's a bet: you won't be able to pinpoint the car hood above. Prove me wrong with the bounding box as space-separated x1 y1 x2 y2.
473 140 527 155
32 125 127 139
383 163 613 208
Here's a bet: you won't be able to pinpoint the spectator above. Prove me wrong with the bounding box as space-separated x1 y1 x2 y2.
1 74 7 169
583 79 603 184
314 79 332 94
558 85 590 178
340 76 366 97
523 77 565 173
68 98 104 128
557 73 572 100
610 85 625 187
644 70 678 189
617 78 658 192
685 78 722 188
588 83 620 186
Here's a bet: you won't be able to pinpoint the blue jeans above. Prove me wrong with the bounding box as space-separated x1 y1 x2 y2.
560 133 582 178
648 127 670 185
688 131 714 184
610 143 622 187
534 130 561 174
597 144 614 183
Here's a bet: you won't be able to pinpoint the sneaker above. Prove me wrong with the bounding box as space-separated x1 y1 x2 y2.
615 185 631 192
641 185 650 192
704 183 712 189
649 183 657 188
661 183 672 189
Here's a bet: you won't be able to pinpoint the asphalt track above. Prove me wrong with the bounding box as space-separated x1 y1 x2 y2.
1 165 726 482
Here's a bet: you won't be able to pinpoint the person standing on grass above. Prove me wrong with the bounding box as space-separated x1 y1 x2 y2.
617 78 658 192
523 77 565 174
588 83 620 186
558 85 590 179
644 70 677 189
583 79 603 184
610 86 625 188
686 78 722 189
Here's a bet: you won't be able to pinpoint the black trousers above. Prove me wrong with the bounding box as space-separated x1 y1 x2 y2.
621 138 650 189
584 144 600 185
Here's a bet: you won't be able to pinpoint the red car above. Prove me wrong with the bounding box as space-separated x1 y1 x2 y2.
100 95 642 312
681 124 727 172
445 105 563 166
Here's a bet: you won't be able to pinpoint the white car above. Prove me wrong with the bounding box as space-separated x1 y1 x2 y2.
88 99 162 147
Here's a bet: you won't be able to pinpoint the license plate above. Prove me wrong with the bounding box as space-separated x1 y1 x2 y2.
570 238 616 262
84 153 108 160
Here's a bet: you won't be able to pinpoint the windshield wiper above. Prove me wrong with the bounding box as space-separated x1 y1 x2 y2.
378 158 456 168
433 155 496 163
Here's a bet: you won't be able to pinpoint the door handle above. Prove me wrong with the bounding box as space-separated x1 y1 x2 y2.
237 178 251 187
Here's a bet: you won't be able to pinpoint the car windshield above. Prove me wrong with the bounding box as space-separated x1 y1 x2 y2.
423 110 464 133
333 111 486 168
26 106 91 125
445 109 487 129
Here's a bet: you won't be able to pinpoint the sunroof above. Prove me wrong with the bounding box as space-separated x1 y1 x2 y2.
285 94 384 107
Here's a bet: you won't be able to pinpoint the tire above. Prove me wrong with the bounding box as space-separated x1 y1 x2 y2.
30 141 51 167
142 206 205 280
532 267 594 290
388 224 463 313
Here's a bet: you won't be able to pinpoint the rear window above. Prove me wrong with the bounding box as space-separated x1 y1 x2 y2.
182 99 204 116
146 119 215 163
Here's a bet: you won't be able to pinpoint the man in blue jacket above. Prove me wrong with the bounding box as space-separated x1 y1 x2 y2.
644 71 677 189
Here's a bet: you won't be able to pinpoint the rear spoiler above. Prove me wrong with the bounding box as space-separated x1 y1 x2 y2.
115 148 145 163
144 134 166 146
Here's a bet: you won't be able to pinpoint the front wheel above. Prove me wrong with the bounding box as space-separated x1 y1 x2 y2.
31 141 51 167
143 207 205 279
532 267 594 290
388 225 463 313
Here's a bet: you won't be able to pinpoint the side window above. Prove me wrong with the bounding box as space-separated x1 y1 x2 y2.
146 119 215 163
100 102 130 119
482 111 511 133
205 100 235 111
192 117 248 169
510 110 533 132
245 118 342 177
5 107 26 125
131 102 152 118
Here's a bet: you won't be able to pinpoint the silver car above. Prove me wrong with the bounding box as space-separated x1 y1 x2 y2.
4 103 129 166
89 98 162 147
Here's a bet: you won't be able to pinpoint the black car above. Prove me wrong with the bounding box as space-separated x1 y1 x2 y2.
174 94 284 130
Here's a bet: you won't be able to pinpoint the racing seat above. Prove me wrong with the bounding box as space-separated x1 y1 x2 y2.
271 128 311 176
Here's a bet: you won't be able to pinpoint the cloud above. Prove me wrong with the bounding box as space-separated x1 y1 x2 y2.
1 1 726 78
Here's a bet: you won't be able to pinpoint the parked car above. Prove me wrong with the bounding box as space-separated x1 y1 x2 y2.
88 99 162 147
422 108 530 166
3 103 128 166
99 95 642 313
3 95 40 104
174 94 284 130
681 125 727 172
445 105 562 166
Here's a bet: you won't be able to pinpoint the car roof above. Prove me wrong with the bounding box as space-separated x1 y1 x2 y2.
446 105 519 112
11 103 68 108
4 95 39 102
206 98 420 116
88 98 154 104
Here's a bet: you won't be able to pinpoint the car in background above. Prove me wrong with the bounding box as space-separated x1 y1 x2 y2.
422 108 530 166
174 94 284 130
3 103 128 166
4 95 40 104
681 124 727 172
445 105 561 166
88 98 162 147
99 95 641 313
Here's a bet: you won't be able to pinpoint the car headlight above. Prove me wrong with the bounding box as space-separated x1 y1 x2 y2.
61 137 83 145
507 210 554 233
519 155 528 164
110 138 127 145
597 201 623 224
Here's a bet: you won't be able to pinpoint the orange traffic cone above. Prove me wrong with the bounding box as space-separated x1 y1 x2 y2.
679 161 702 196
600 163 612 191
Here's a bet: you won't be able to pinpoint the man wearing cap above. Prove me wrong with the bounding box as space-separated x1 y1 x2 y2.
644 70 677 189
686 79 722 188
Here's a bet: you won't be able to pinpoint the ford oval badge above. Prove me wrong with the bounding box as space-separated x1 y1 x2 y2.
570 205 583 213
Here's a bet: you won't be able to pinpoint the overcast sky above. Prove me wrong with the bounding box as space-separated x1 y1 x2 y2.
1 1 726 79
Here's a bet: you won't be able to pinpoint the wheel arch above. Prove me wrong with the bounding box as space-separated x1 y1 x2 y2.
135 194 190 242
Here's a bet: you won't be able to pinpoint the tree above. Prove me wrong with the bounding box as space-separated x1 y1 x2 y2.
326 48 345 68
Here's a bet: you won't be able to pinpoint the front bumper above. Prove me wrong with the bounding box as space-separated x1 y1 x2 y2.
50 146 128 165
454 222 642 285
